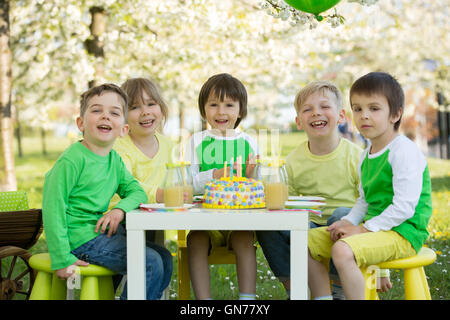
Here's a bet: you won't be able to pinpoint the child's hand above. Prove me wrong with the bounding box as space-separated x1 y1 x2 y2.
55 259 89 280
156 188 164 203
245 153 258 178
328 221 370 241
213 167 231 179
327 220 351 242
377 276 393 293
95 208 125 237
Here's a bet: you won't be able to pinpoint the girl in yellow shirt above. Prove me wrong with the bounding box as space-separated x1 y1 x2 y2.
110 77 175 294
113 77 174 203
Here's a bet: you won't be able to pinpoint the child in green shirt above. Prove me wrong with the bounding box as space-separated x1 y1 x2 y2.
308 72 432 300
42 83 170 299
185 73 258 300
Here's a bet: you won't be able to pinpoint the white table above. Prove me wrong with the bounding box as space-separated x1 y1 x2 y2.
126 207 309 300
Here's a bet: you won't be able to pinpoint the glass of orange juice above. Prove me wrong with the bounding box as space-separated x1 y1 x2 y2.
280 159 289 202
260 160 286 210
180 161 194 204
162 163 184 207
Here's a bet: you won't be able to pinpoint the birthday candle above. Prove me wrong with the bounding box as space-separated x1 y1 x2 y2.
238 156 242 178
240 155 243 178
230 158 234 179
223 161 227 178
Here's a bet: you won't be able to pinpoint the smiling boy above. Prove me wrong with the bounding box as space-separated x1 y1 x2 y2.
42 84 169 300
256 81 364 299
185 73 258 300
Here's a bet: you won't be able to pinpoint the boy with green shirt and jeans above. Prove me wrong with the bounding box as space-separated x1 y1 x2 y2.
308 72 432 300
42 83 171 300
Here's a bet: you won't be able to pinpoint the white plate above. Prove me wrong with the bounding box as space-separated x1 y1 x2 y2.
285 201 325 208
140 203 195 210
288 196 326 202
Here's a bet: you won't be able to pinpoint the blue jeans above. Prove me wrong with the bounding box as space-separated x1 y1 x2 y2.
256 207 351 280
71 224 173 300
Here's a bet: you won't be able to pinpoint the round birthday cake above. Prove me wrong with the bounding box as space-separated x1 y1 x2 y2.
203 177 265 209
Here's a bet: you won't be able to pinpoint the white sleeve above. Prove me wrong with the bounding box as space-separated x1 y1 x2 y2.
363 140 426 232
184 132 215 195
243 132 260 156
242 132 260 178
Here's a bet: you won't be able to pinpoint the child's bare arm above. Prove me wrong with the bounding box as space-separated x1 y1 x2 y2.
156 188 164 203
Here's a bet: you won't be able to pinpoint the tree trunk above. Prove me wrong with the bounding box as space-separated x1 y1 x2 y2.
15 118 22 158
84 6 106 88
179 106 184 142
0 0 16 191
40 128 47 156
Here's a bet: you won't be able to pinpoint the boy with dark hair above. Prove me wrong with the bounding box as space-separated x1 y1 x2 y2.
185 73 258 300
308 72 432 300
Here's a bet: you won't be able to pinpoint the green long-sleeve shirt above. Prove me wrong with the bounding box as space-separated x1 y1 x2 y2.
42 141 147 270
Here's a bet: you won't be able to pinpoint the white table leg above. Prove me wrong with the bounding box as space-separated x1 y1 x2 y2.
127 230 146 300
290 229 308 300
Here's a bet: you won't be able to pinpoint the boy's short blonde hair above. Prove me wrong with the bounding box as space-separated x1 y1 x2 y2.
294 81 343 114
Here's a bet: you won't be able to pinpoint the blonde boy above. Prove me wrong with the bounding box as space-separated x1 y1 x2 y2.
257 81 363 299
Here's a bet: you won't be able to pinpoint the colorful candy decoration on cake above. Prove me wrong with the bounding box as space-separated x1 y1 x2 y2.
203 176 265 209
203 156 265 209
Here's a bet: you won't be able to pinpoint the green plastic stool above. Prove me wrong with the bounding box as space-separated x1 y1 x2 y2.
29 253 116 300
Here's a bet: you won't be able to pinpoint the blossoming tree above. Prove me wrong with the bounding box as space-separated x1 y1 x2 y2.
0 0 448 190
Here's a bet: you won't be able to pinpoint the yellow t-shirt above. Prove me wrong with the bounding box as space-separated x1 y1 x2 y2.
109 132 175 207
286 138 362 225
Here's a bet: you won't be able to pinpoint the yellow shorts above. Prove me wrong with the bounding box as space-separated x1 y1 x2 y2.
308 226 416 268
189 230 256 255
208 230 233 252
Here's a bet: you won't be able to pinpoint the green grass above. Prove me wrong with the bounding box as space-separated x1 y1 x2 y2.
4 132 450 300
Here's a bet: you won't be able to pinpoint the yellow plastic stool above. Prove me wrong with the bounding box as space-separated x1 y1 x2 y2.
29 253 116 300
361 247 436 300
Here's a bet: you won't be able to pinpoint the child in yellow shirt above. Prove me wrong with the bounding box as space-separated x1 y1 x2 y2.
113 77 174 203
257 81 390 300
110 77 174 293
